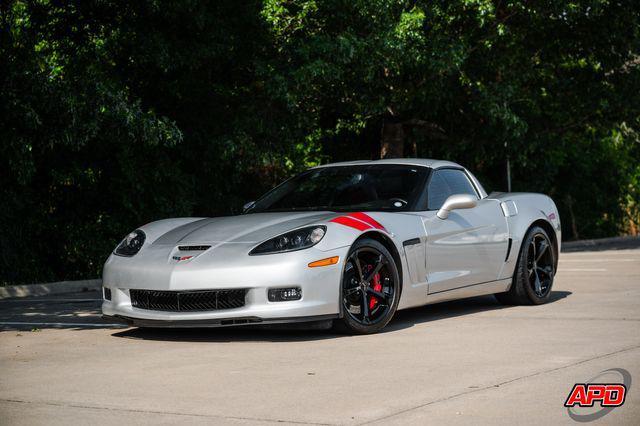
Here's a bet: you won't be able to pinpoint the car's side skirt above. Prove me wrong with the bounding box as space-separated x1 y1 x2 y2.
423 278 512 306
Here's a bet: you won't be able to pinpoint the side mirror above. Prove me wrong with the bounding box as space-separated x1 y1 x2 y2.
437 194 477 219
243 201 256 213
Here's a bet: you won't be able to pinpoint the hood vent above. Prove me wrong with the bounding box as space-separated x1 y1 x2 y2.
177 245 211 251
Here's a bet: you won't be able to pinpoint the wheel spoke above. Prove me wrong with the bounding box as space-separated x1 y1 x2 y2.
363 255 384 283
361 290 370 323
537 265 553 277
352 253 364 281
536 240 549 262
530 240 536 260
533 271 542 295
366 287 389 303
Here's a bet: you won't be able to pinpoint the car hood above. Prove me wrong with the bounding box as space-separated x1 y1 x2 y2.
151 212 336 245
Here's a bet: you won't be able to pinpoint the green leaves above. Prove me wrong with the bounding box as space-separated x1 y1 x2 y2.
260 0 640 238
1 0 639 284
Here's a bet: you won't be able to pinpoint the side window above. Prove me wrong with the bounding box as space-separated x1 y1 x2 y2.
427 172 451 210
440 169 478 199
427 169 478 210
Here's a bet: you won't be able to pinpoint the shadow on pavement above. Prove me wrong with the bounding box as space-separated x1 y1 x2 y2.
0 295 120 331
111 291 572 342
386 290 571 332
0 290 571 335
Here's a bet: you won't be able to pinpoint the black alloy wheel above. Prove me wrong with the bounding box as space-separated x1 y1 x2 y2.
495 226 556 305
527 232 554 298
337 238 400 334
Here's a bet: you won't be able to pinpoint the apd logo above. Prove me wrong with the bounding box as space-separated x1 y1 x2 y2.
564 368 631 422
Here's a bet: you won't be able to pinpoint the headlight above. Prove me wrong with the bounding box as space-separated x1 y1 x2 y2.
114 229 146 257
249 226 326 255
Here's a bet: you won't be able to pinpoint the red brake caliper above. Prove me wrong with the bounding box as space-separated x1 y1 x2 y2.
369 269 382 311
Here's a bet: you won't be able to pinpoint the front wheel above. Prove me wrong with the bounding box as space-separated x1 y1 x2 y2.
335 238 400 334
495 226 556 305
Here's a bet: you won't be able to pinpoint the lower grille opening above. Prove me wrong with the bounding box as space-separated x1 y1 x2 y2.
130 289 247 312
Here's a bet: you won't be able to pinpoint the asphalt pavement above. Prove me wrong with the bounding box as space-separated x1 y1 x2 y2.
1 247 639 425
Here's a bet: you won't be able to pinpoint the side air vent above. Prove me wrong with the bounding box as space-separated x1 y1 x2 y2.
505 238 513 262
178 245 211 251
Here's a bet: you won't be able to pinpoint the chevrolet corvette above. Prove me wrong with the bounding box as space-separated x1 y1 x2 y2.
102 159 560 334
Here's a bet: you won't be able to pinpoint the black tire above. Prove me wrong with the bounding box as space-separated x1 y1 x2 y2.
335 238 401 334
495 226 556 305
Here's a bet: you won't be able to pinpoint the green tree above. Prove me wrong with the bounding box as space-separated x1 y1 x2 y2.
0 0 318 284
261 0 640 237
1 0 639 284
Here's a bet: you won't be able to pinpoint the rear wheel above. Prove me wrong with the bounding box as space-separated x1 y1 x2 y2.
495 226 556 305
336 238 400 334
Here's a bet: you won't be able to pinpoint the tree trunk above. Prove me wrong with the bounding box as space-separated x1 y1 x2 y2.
565 195 579 240
380 119 404 159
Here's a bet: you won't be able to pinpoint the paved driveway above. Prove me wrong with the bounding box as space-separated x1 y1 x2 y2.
1 248 639 425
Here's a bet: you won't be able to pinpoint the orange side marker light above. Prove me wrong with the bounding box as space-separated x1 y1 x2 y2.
308 256 340 268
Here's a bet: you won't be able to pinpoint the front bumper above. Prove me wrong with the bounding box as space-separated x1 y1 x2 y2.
101 244 348 326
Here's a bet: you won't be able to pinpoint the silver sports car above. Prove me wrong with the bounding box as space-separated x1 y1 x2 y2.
102 158 560 334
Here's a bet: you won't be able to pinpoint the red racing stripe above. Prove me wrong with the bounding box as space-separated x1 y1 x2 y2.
330 216 372 231
348 212 386 231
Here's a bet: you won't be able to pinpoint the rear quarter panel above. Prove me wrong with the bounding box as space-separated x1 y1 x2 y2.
486 193 561 280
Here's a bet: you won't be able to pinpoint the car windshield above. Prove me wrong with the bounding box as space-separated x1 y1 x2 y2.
248 165 430 213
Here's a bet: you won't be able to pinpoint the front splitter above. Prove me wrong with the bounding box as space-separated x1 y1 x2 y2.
104 313 339 329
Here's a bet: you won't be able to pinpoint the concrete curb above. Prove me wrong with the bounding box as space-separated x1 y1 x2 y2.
0 279 102 299
562 235 640 252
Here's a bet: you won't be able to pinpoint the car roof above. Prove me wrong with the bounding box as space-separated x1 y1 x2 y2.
312 158 461 170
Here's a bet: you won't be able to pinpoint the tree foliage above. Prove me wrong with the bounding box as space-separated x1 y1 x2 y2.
261 0 640 235
1 0 639 284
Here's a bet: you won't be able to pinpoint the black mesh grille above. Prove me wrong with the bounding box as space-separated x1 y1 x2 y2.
130 289 246 312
